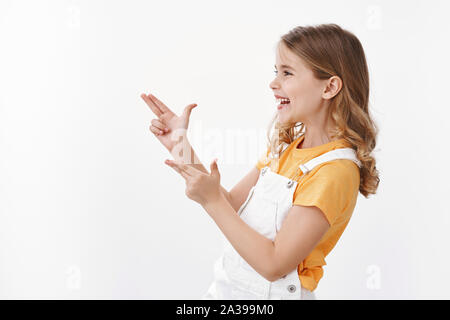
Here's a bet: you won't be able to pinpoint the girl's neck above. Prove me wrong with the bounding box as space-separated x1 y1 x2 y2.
297 133 334 149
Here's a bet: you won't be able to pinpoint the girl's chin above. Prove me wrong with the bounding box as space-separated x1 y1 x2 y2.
277 103 297 124
278 113 298 127
277 110 289 119
277 117 291 126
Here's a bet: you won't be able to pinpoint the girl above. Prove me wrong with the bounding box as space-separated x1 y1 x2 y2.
141 23 379 300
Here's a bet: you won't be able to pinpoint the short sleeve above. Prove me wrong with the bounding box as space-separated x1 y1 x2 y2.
293 160 360 225
255 147 271 170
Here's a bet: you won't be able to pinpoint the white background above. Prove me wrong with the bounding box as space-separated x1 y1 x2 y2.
1 0 449 299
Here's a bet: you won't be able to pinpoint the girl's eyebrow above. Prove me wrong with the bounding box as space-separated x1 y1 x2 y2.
274 64 295 71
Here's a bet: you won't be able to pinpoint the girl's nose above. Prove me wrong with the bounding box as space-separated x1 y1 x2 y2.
269 78 279 90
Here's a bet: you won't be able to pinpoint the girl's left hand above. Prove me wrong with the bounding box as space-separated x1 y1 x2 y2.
164 158 222 207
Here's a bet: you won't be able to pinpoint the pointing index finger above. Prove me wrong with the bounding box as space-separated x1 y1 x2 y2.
165 160 200 177
141 93 162 117
173 161 194 176
148 94 172 114
165 160 190 180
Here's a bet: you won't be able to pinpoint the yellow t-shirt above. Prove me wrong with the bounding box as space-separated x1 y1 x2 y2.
255 134 360 292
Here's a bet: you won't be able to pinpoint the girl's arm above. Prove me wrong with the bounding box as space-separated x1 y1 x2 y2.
203 196 330 282
164 153 330 281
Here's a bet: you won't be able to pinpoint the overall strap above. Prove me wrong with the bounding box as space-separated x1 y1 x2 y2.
298 148 361 175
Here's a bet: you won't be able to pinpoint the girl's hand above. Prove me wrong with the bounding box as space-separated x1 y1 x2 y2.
140 92 197 153
164 158 222 207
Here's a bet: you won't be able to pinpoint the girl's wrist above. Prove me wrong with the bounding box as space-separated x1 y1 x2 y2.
169 132 191 162
202 192 228 216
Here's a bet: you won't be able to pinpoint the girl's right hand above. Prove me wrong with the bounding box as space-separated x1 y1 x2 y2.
140 92 197 153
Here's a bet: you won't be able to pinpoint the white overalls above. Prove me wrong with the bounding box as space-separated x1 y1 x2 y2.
202 147 361 300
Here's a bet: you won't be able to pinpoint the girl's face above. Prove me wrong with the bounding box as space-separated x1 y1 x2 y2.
270 42 327 125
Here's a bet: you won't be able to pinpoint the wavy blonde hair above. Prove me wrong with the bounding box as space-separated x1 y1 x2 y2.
265 23 380 198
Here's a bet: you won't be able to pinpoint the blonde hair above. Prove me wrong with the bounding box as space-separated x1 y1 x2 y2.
265 23 380 198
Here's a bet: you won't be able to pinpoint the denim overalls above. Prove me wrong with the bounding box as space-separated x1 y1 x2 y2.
202 147 361 300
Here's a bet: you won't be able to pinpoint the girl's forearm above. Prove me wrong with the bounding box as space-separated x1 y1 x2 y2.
170 135 232 204
202 194 277 282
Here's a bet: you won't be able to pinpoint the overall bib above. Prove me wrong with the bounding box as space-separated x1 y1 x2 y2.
202 147 361 300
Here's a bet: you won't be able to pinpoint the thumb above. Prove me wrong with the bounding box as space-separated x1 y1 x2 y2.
182 103 197 119
210 158 220 177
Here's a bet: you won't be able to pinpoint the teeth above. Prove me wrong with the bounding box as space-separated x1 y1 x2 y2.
276 98 290 104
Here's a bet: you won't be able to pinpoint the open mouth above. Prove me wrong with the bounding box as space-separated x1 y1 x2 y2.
276 97 290 110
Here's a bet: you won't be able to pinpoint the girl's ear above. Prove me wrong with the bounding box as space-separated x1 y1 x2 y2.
322 76 342 100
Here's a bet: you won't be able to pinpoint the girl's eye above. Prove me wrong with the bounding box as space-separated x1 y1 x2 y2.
273 70 292 76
